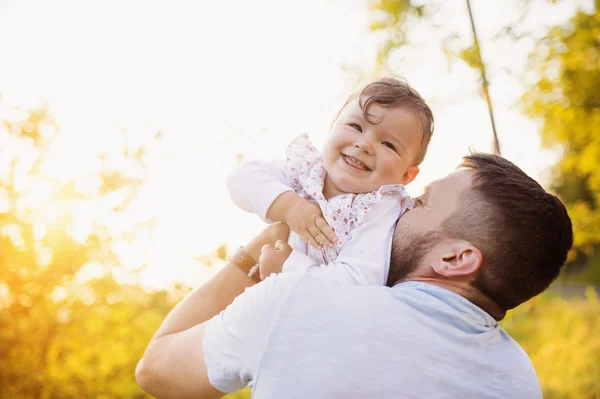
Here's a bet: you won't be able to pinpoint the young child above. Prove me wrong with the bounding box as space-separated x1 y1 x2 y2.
227 77 434 285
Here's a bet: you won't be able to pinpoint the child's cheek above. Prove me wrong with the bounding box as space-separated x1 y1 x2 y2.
378 157 405 184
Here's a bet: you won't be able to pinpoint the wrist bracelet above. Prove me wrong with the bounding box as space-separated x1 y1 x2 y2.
229 247 261 282
247 263 259 278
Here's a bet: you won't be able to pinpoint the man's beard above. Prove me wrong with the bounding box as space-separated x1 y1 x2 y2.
386 230 440 287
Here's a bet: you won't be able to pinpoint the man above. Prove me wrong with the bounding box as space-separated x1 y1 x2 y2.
136 153 573 398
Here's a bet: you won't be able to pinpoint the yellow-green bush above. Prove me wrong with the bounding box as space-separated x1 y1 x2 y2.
224 388 251 399
502 288 600 399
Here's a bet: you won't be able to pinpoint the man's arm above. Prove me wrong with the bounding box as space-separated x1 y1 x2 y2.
135 223 289 399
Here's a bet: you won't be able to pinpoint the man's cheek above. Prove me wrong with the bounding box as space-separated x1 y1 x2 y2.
398 211 419 233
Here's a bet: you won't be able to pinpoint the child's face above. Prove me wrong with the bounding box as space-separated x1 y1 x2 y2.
322 97 422 196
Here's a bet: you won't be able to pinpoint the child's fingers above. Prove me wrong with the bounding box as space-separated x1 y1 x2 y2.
315 216 338 245
301 229 321 250
308 224 332 248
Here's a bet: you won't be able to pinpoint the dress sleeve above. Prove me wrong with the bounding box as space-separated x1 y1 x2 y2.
281 194 402 286
283 133 322 190
226 159 294 223
202 273 303 393
226 134 321 224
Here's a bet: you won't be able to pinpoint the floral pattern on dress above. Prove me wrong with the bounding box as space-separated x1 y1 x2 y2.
285 133 413 265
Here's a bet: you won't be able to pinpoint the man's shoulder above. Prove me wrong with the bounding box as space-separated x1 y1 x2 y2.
259 271 308 289
250 272 315 304
259 273 401 319
498 327 540 371
258 272 328 295
258 272 383 302
236 272 375 318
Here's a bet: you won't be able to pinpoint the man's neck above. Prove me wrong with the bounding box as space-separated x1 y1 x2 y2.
398 277 506 321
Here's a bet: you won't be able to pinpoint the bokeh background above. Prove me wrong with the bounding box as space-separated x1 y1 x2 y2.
0 0 598 397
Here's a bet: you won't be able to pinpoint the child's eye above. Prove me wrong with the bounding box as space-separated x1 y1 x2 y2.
382 142 396 151
348 123 362 133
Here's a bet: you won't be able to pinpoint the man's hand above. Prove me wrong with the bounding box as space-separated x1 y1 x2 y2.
259 240 293 280
243 222 290 263
285 198 338 250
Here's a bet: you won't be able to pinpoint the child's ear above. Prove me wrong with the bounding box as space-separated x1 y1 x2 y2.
401 166 419 185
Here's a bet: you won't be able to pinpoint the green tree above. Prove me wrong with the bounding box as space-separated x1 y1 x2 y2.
522 4 600 282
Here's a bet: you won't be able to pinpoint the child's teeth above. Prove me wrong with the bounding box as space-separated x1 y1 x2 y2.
349 156 366 169
352 158 364 167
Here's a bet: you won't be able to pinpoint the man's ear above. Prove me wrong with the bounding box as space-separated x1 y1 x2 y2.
401 166 419 185
430 240 482 278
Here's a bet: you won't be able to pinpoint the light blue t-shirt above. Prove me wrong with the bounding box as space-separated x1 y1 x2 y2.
203 273 542 398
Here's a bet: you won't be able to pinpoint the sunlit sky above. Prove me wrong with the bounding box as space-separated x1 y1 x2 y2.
0 0 593 288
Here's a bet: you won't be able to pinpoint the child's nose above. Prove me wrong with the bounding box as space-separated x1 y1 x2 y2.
354 138 374 155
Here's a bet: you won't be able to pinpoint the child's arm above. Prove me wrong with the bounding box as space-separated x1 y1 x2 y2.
281 195 403 286
226 159 294 224
227 159 337 249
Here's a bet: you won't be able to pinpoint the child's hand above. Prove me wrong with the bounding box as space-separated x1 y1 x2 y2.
259 240 293 280
285 198 338 250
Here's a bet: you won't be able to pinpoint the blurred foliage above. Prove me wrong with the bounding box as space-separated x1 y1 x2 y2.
0 105 181 398
223 388 251 399
502 289 600 398
368 0 432 70
368 0 568 74
0 104 253 398
522 5 600 283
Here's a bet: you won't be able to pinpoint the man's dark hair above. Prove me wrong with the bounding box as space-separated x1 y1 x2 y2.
442 152 573 310
332 76 434 165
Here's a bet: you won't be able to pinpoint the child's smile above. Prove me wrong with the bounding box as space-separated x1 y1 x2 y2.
341 154 371 172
